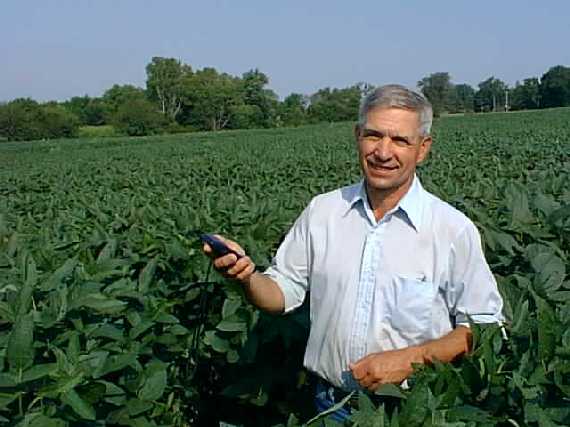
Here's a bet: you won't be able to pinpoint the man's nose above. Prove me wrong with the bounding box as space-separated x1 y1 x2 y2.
373 137 393 160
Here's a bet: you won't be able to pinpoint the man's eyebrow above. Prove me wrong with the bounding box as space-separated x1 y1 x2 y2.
360 128 412 141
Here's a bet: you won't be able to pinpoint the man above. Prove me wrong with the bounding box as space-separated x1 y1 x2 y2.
204 84 504 420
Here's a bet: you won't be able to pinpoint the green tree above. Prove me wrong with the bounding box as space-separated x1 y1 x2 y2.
40 103 80 139
240 69 279 127
64 96 107 125
179 68 243 131
112 98 167 136
475 77 508 112
308 84 363 123
448 84 475 113
417 72 453 117
146 57 191 120
0 98 43 141
278 93 308 127
510 78 541 110
0 99 79 141
540 65 570 108
102 84 147 117
228 104 263 129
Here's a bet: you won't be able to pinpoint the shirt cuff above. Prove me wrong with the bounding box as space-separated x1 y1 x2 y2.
456 313 505 327
263 267 306 314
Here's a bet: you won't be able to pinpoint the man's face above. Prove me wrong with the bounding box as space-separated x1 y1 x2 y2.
355 107 432 197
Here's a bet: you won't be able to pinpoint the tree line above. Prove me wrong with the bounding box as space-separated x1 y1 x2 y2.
418 65 570 116
0 58 569 141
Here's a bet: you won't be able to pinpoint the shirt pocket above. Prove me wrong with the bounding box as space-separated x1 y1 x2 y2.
387 274 435 343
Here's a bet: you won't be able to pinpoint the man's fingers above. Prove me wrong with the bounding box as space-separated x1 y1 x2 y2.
226 256 252 276
213 253 238 270
358 374 375 389
351 367 365 380
366 381 381 392
350 359 369 380
214 234 245 256
203 235 253 282
236 263 256 282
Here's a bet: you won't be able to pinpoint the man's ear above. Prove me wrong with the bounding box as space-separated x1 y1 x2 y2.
417 136 433 163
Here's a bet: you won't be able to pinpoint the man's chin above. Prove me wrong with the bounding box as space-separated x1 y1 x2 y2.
365 177 396 192
364 174 411 195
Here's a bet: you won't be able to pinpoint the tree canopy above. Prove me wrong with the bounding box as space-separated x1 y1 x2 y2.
540 65 570 108
1 58 569 142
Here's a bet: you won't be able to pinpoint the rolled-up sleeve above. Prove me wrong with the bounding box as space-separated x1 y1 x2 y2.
263 201 312 313
448 221 505 326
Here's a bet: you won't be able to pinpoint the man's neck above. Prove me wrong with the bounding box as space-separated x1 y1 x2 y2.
365 177 414 222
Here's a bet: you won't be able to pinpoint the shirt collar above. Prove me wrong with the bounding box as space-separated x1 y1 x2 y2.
345 175 424 232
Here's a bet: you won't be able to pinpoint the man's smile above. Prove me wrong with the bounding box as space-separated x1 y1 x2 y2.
366 159 399 172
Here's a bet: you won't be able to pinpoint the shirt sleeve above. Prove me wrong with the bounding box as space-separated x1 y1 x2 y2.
448 221 505 326
263 201 312 313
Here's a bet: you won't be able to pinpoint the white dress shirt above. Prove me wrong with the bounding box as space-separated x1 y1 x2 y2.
263 176 504 390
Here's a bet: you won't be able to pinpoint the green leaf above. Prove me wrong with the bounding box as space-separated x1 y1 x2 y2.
536 295 558 363
204 331 231 353
62 388 96 420
138 257 158 293
485 229 520 255
536 254 566 294
95 353 137 378
222 298 242 319
21 363 58 383
16 253 37 316
7 312 34 372
129 320 154 339
138 362 167 401
80 351 109 376
77 382 106 404
155 313 179 323
42 258 77 291
226 350 239 363
306 392 354 426
91 324 124 341
168 324 190 335
547 204 570 228
533 193 560 217
374 384 407 399
127 398 153 416
216 319 247 332
401 383 430 425
68 331 80 364
0 374 17 388
39 369 85 399
512 300 530 335
97 239 117 263
350 393 386 427
73 293 127 314
0 302 15 323
505 182 534 225
100 380 127 406
21 414 66 427
0 392 20 409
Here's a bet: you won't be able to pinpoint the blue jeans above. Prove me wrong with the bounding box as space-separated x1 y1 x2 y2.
314 380 352 423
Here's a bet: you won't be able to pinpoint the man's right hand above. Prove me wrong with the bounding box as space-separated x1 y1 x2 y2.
202 235 257 284
203 235 285 314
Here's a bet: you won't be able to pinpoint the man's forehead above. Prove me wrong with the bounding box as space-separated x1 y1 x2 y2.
361 107 421 135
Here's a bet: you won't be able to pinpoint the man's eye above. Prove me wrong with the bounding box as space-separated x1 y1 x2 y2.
393 138 410 146
364 135 381 143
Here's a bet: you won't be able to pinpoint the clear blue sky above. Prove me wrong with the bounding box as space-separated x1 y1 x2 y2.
2 0 569 102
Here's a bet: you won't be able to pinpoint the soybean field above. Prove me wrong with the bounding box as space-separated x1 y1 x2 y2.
1 108 570 426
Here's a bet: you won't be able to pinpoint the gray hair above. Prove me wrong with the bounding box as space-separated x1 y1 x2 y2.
358 84 433 136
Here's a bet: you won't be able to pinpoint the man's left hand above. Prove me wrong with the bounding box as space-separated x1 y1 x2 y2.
349 347 424 391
